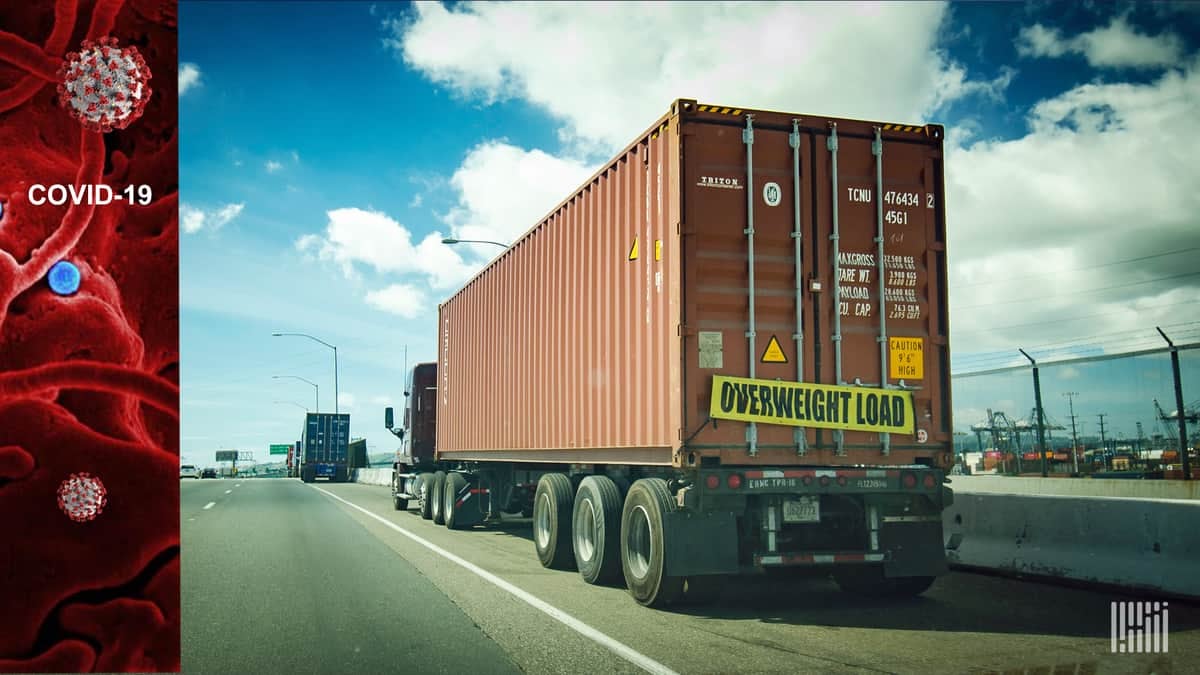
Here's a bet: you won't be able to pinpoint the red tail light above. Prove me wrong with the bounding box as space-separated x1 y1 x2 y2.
819 475 830 487
705 474 720 490
836 475 848 487
902 472 918 489
727 473 742 490
922 473 937 489
802 475 814 486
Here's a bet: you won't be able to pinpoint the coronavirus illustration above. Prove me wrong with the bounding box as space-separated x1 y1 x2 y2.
56 37 153 132
57 472 108 522
0 1 179 672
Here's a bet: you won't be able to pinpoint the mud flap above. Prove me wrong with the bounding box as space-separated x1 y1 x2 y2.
881 521 949 577
663 511 740 577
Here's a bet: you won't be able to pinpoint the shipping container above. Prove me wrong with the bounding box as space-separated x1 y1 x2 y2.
386 100 955 607
299 412 350 482
437 99 951 470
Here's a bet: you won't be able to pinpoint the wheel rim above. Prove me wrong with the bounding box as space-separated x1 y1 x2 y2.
627 504 652 580
535 492 552 550
445 480 454 515
574 496 597 563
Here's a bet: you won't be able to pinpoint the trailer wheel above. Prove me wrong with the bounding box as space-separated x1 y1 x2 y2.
444 472 469 530
833 567 935 597
415 475 433 520
533 473 575 570
301 466 314 484
430 471 447 525
572 476 623 584
620 478 684 607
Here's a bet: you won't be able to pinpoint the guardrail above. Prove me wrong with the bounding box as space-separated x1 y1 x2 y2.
943 489 1200 599
949 475 1200 501
352 468 392 487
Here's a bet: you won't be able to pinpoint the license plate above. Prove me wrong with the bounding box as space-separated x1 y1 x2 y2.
782 497 820 523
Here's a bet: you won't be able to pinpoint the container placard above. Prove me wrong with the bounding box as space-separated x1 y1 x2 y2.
709 375 914 434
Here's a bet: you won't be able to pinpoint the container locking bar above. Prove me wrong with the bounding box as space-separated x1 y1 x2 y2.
873 127 891 456
744 114 758 457
790 119 807 456
828 122 844 456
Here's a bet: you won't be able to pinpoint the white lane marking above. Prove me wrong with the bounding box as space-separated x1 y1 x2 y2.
225 490 232 494
235 484 241 487
312 485 677 675
203 502 216 510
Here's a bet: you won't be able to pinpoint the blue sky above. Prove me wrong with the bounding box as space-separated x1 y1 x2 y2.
179 1 1200 466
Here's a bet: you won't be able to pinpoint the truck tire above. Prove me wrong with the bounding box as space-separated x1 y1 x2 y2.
572 475 622 585
444 472 468 530
533 473 575 570
301 466 314 484
833 567 935 597
415 475 433 520
392 474 408 511
430 471 447 525
620 478 684 607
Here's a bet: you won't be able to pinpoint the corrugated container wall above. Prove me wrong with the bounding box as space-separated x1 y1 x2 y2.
438 99 952 471
301 412 351 464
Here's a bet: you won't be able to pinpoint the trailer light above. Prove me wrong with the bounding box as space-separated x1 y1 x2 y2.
819 475 830 487
922 473 937 489
705 474 720 490
727 473 743 490
802 475 813 486
902 472 917 489
836 475 848 487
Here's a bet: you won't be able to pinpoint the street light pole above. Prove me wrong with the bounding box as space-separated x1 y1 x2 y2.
272 333 338 416
273 400 309 413
1019 348 1048 478
272 375 318 413
441 237 510 249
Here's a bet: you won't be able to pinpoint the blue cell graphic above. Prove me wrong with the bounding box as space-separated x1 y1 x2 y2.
48 260 82 295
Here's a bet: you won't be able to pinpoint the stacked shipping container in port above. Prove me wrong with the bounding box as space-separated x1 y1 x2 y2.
437 99 951 471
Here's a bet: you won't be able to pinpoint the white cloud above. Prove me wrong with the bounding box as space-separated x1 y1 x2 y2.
442 141 596 247
408 193 423 208
337 392 357 409
291 150 301 163
265 160 283 173
179 62 201 95
180 202 245 234
946 58 1200 353
1016 17 1185 69
298 207 477 291
365 283 427 318
390 2 1006 153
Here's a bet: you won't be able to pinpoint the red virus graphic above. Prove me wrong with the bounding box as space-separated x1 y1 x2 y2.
57 472 108 522
57 37 153 132
0 0 180 672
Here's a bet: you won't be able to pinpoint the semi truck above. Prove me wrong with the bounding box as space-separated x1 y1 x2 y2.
299 412 351 483
385 99 954 607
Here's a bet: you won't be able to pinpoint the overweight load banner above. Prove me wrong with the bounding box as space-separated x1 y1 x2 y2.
709 375 915 435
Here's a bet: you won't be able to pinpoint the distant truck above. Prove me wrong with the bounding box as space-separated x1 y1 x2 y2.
385 99 954 607
299 412 351 483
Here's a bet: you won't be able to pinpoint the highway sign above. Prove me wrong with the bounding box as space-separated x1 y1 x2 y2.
269 444 290 455
215 450 238 462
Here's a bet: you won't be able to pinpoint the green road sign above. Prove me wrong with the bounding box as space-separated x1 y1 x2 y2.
269 444 291 455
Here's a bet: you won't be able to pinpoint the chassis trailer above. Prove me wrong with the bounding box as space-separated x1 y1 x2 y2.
299 412 351 483
386 99 955 606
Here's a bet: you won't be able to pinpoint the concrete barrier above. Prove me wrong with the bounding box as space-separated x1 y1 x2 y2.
949 475 1200 501
352 468 393 487
943 493 1200 599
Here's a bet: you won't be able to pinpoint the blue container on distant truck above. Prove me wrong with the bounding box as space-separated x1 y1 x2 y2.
299 412 350 483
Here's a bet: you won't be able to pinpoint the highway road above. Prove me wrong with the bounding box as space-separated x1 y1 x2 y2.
182 478 1200 675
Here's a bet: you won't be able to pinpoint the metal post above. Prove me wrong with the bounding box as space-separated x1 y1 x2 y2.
1158 327 1192 480
1064 392 1080 475
790 119 806 456
1019 349 1048 477
828 122 844 455
1098 414 1108 468
743 114 758 457
873 126 890 456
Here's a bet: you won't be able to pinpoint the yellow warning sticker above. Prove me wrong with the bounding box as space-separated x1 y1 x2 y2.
654 239 662 261
628 236 639 261
889 337 924 380
710 375 915 434
761 335 788 363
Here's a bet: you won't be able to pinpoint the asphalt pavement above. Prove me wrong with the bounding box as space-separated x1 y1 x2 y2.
180 478 521 675
182 478 1200 675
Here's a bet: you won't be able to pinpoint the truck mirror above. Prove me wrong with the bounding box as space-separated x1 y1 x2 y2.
385 407 394 429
